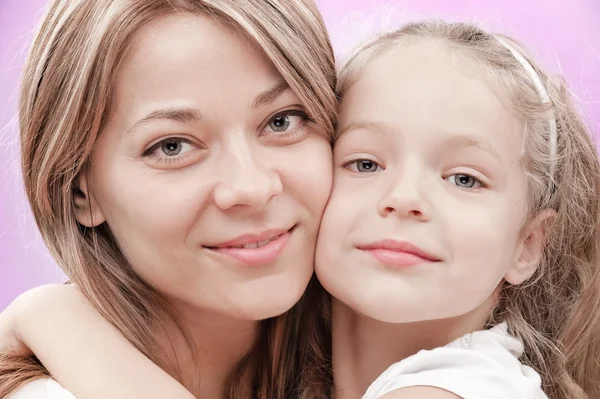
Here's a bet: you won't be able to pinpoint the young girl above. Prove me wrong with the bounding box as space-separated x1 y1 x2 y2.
318 21 600 399
4 20 600 399
0 0 337 398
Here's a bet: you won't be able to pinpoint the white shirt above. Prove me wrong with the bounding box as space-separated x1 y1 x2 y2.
363 323 547 399
9 379 75 399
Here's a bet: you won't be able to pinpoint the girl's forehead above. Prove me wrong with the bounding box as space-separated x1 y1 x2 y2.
341 47 509 122
335 44 523 167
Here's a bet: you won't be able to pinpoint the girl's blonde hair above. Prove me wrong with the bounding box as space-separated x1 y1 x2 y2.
0 0 336 397
338 21 600 399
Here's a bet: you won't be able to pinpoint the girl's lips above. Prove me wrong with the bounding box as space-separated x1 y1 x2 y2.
357 239 441 268
363 249 437 267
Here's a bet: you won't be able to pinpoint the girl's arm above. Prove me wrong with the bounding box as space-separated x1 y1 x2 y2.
2 285 195 399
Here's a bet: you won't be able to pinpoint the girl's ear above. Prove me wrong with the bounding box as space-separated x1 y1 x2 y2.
505 209 557 285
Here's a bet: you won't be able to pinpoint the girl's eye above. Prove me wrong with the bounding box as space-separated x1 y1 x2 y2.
344 159 383 173
445 173 483 189
263 110 311 135
142 137 200 167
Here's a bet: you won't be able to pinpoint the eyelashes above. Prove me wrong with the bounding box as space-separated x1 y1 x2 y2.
140 108 315 168
262 109 313 137
444 173 485 189
343 159 383 174
341 157 487 191
142 137 202 167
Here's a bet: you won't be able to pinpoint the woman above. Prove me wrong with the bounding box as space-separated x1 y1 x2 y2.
0 0 337 397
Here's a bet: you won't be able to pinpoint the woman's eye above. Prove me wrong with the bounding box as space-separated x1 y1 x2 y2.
263 110 311 135
344 159 383 173
159 139 189 156
142 137 200 167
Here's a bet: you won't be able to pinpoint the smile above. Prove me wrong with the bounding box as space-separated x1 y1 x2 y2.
227 233 285 249
204 226 296 266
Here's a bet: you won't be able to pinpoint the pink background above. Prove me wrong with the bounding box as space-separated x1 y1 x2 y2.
1 0 599 310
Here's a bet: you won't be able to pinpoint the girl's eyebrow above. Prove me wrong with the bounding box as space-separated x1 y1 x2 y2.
335 121 504 165
335 120 388 141
441 135 504 165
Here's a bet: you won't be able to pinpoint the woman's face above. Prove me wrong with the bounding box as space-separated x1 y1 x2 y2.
76 13 333 321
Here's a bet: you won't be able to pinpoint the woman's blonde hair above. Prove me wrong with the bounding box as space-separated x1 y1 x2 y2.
337 20 600 399
0 0 336 397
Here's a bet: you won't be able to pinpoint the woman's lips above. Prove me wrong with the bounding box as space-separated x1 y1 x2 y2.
204 226 295 266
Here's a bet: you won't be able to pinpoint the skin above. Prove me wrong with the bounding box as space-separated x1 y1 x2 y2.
2 12 333 398
1 37 554 399
78 13 332 323
320 40 552 398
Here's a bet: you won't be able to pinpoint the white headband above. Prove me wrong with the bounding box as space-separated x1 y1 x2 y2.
495 36 558 178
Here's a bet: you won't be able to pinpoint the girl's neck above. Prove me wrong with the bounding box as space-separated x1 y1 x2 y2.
159 299 259 398
331 298 492 399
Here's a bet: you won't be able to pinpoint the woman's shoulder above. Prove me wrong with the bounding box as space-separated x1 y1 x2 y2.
10 379 76 399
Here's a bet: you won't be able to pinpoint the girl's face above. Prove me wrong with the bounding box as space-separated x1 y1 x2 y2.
76 13 333 321
316 40 546 323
